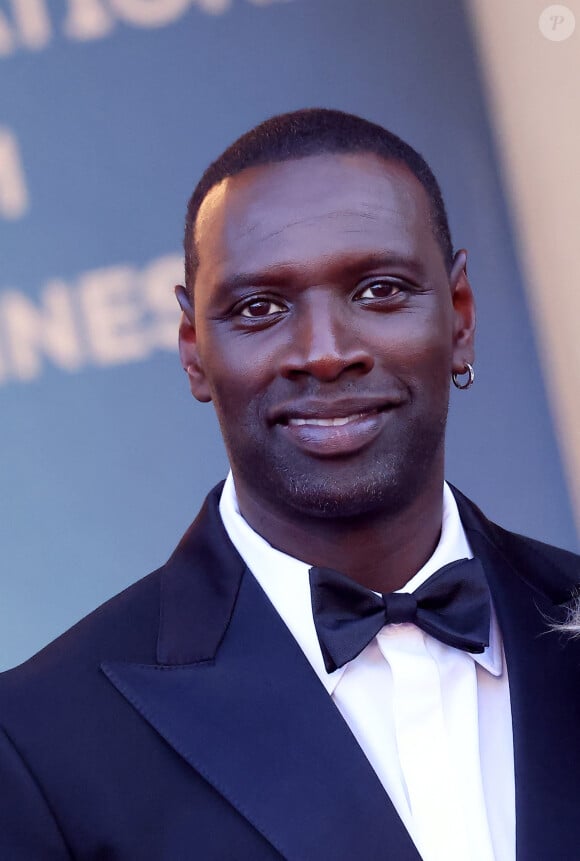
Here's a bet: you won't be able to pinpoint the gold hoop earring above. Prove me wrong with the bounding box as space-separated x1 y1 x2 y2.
452 362 475 390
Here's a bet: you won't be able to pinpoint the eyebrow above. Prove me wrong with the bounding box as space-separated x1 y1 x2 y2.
214 268 294 294
338 253 427 280
215 253 427 294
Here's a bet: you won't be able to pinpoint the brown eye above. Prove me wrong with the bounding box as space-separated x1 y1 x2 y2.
240 299 285 318
358 280 402 300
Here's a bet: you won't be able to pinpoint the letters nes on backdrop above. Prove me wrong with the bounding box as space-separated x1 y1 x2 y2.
0 0 295 669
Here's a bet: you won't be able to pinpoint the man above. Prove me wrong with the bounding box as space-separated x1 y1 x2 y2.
1 109 579 860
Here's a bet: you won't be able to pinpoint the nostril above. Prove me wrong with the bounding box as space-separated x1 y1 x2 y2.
281 349 374 383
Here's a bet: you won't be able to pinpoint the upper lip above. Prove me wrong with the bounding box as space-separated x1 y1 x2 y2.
270 397 401 425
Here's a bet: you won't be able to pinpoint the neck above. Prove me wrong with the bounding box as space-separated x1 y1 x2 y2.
234 478 444 593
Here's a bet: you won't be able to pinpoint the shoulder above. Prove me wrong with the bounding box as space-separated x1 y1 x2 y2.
450 484 580 600
0 564 175 808
0 565 162 703
0 483 227 711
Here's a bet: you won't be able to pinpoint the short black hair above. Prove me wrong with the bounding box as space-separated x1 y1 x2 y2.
184 108 453 294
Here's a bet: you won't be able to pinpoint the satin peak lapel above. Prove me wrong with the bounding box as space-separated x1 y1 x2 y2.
102 486 420 861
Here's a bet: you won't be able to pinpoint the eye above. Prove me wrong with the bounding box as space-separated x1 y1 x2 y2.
356 279 404 300
239 298 286 318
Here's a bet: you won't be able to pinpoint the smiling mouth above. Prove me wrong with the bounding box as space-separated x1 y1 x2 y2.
276 405 394 457
286 410 381 427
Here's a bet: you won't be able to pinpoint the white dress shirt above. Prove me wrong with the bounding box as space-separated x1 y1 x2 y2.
219 473 515 861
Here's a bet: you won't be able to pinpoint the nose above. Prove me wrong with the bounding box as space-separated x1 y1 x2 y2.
279 293 374 382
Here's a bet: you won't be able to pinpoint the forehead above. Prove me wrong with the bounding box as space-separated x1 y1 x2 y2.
194 153 442 282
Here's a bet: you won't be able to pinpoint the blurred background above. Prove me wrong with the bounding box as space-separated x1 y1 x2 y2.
1 0 578 670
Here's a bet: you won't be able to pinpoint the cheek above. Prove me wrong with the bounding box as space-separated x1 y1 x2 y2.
372 314 453 373
201 327 281 397
204 357 272 421
370 328 453 411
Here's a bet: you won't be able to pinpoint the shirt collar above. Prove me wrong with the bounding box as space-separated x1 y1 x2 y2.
218 472 502 692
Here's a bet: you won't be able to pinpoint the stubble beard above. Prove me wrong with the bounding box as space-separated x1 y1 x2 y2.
221 404 449 524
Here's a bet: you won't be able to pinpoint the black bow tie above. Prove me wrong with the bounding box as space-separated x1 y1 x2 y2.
309 558 491 673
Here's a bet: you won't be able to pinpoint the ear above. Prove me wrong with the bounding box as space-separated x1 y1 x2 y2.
175 285 212 403
448 250 475 373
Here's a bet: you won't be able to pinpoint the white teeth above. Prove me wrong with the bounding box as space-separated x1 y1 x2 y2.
289 413 367 427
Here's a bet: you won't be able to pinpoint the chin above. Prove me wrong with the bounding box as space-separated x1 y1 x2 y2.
269 457 427 521
227 413 447 522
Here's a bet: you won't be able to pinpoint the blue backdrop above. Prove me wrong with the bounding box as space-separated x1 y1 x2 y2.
0 0 577 670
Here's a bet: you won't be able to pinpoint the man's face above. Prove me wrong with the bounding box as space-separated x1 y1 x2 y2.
179 152 474 520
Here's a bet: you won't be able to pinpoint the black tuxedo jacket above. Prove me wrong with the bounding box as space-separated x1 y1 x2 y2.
1 484 580 860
